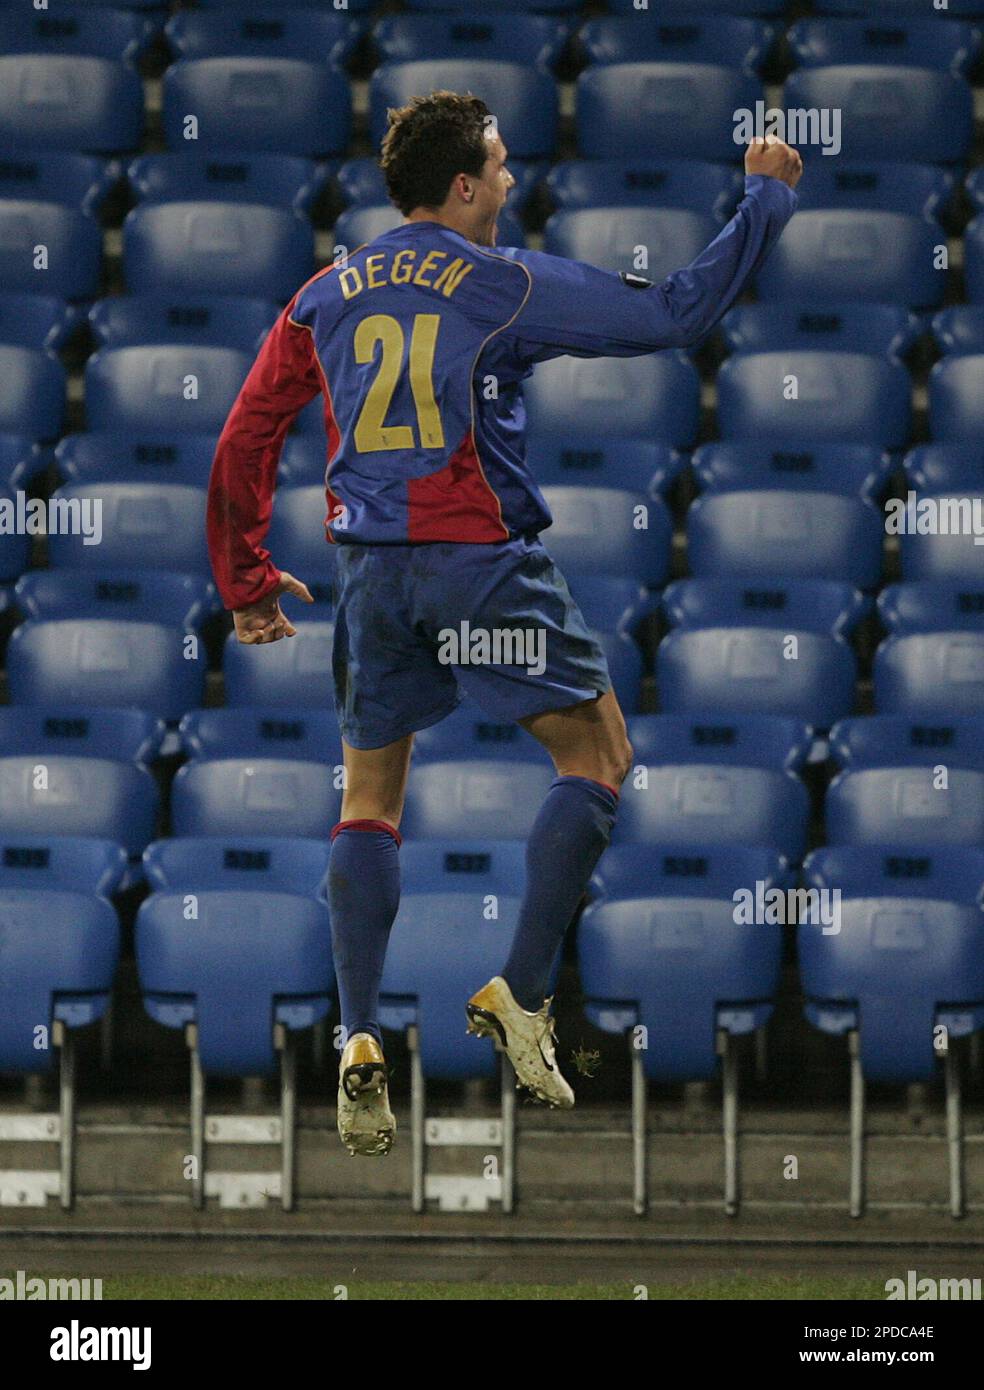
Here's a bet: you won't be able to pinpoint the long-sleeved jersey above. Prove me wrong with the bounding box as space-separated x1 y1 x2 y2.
207 173 798 610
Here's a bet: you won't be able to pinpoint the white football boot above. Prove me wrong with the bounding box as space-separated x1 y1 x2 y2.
336 1032 396 1156
466 976 574 1108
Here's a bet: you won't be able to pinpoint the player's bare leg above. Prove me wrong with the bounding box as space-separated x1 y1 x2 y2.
330 735 413 1156
467 691 633 1106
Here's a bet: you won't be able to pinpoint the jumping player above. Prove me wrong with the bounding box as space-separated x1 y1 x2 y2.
206 93 802 1155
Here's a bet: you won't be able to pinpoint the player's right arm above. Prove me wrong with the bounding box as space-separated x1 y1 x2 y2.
505 138 802 363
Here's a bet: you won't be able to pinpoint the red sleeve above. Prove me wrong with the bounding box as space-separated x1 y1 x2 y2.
206 299 323 610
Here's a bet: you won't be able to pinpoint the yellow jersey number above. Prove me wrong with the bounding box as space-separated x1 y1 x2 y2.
352 312 445 453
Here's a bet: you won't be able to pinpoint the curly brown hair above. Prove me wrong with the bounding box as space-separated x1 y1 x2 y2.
380 90 491 217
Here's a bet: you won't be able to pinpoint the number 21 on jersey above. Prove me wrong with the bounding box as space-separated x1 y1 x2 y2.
353 313 446 453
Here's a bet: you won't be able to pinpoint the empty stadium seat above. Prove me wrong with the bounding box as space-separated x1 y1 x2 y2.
170 758 341 840
0 755 158 856
539 486 672 585
16 569 217 629
903 445 983 494
89 295 279 352
399 838 527 895
0 486 30 580
608 0 786 10
372 14 567 66
401 761 555 841
0 6 155 63
55 431 215 487
693 443 891 499
929 355 984 441
46 482 209 574
875 632 984 716
788 17 981 71
0 705 164 762
830 714 984 773
0 346 65 439
826 764 984 847
931 307 984 356
404 0 571 9
85 346 250 434
0 434 44 491
0 201 102 299
716 352 912 447
6 619 206 721
222 621 334 708
626 712 812 771
896 491 984 582
565 575 655 640
166 9 359 63
528 436 682 495
411 703 547 763
664 577 868 636
577 63 762 162
0 152 117 215
127 152 327 212
687 490 884 586
879 580 984 634
178 708 343 765
0 293 76 352
163 58 352 156
370 62 558 158
123 203 314 300
579 15 775 72
720 304 919 358
0 55 144 153
524 354 700 446
0 836 127 895
546 159 743 219
543 208 719 281
143 836 332 897
791 160 955 220
816 0 984 15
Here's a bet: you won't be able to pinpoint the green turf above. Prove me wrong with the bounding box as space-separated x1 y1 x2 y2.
100 1274 888 1301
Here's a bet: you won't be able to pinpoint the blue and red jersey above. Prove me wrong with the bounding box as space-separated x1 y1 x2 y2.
207 173 797 609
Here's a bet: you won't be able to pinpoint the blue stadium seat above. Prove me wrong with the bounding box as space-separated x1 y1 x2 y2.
55 431 215 487
0 485 30 580
626 713 812 772
830 715 984 773
89 295 279 352
608 0 786 10
546 159 743 220
123 203 313 300
0 152 117 216
136 889 332 1075
333 202 526 253
543 208 719 281
46 482 209 574
716 352 912 447
179 708 343 765
6 619 206 722
16 569 217 629
222 620 334 708
0 434 44 491
931 308 984 356
127 152 327 213
143 836 332 897
0 294 76 352
782 68 973 163
0 705 164 762
0 346 65 439
0 203 102 300
827 764 984 846
539 486 672 585
411 703 547 764
756 212 944 309
896 491 984 582
370 62 558 158
687 490 884 586
579 16 775 72
166 9 360 63
85 346 250 434
372 15 567 67
528 436 682 495
0 755 158 856
401 761 555 840
815 0 984 14
592 843 790 901
0 836 127 895
791 160 955 221
693 442 891 500
0 6 156 62
720 304 919 358
196 0 369 7
0 55 144 153
170 758 342 840
876 633 984 716
265 486 336 606
788 17 981 71
400 838 527 895
163 59 352 156
929 355 984 441
524 354 700 446
664 578 868 636
404 0 572 9
903 445 983 494
879 581 984 635
565 575 655 640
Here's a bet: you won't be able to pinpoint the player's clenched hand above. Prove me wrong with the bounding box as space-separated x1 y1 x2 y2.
232 571 314 645
745 135 803 190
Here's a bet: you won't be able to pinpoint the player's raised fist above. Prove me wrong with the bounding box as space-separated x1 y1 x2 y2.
232 570 314 644
745 135 803 190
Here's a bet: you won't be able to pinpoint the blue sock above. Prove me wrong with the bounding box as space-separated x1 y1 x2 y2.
327 819 401 1046
502 775 619 1011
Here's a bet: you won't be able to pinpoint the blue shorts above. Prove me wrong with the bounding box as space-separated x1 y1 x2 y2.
331 535 611 749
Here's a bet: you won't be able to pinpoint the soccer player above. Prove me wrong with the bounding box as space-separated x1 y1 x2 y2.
207 92 802 1156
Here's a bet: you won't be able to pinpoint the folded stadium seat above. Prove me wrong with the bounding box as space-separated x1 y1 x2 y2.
0 754 159 857
15 570 218 630
716 352 912 447
931 308 984 357
123 203 314 301
756 212 945 309
0 843 124 1208
0 346 65 439
801 844 984 1217
0 55 144 153
0 202 102 300
616 714 812 861
370 62 558 158
0 705 164 763
826 756 984 847
875 632 984 717
166 9 360 63
222 620 334 708
577 64 763 162
0 7 157 63
787 17 981 72
0 294 77 352
179 707 343 768
163 59 352 157
543 208 719 281
527 436 683 495
693 442 892 500
143 835 332 897
791 160 955 221
0 486 31 582
401 760 556 840
580 844 789 1214
538 486 672 586
829 713 984 774
6 619 207 722
879 579 984 636
333 202 526 252
85 345 251 434
658 578 867 729
0 152 118 217
897 491 984 582
170 757 342 840
524 355 700 447
720 304 920 359
46 482 209 575
0 435 45 492
127 152 328 214
929 356 984 441
546 159 743 221
136 881 332 1209
371 14 568 67
89 295 279 353
411 703 548 764
903 445 984 494
687 490 885 587
782 68 973 163
55 431 216 487
578 15 776 73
